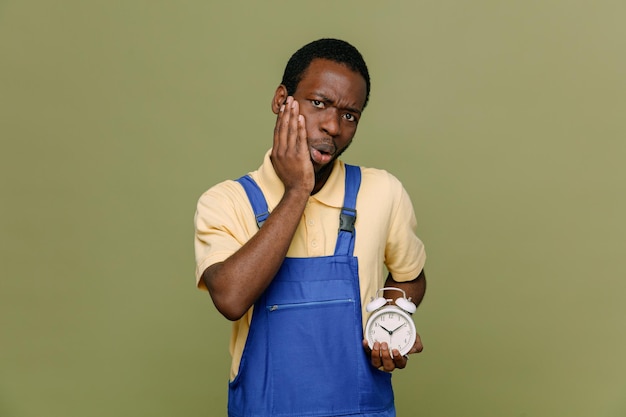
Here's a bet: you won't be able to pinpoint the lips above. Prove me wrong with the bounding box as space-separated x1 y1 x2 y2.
309 142 335 165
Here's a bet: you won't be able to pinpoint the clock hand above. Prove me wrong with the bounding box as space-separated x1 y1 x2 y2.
379 325 393 335
389 323 407 334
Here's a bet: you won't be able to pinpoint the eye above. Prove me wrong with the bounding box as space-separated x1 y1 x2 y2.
311 100 324 108
343 113 358 123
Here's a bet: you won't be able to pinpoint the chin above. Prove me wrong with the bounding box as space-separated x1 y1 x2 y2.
313 160 334 179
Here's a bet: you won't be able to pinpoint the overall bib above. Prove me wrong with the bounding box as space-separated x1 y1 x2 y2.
230 165 394 417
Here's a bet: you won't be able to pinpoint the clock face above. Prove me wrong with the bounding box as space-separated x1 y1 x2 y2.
366 306 416 356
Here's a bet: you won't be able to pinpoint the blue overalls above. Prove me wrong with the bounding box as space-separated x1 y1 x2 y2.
230 165 395 417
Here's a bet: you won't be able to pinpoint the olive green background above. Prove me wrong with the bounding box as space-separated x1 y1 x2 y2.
1 1 625 416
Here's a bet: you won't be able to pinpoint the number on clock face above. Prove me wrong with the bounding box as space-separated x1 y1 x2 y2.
368 310 414 354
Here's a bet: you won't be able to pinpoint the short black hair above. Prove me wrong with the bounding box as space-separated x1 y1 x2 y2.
280 38 371 109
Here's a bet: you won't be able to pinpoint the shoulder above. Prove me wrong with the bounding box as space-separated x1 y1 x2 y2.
195 177 260 245
198 179 246 206
196 179 252 223
354 165 416 227
358 166 407 200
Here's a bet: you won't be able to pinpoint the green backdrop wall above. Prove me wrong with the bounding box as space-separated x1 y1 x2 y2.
1 1 625 416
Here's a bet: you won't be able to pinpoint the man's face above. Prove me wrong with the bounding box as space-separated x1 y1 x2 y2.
290 59 368 177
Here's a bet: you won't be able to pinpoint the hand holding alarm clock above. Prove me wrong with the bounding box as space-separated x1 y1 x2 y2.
365 287 417 357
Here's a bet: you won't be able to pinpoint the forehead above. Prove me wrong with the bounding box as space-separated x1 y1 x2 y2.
295 58 367 110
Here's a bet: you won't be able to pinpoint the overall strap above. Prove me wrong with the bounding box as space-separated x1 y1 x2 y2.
237 165 361 255
334 164 361 257
235 175 269 228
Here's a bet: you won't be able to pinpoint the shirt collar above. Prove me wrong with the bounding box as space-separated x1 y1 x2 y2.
252 150 346 210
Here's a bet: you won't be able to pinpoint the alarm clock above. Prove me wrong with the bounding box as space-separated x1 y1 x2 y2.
365 287 417 357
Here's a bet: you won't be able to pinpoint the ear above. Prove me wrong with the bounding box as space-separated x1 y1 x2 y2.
271 85 288 115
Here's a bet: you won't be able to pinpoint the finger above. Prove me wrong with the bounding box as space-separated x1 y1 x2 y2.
286 98 300 153
410 332 424 354
392 349 408 369
272 102 286 154
370 341 383 369
379 343 396 372
273 96 293 155
297 114 307 156
362 339 371 354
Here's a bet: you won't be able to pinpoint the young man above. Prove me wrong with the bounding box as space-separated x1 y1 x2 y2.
195 38 427 417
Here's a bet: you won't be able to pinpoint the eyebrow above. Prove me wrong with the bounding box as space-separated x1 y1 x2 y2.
317 93 362 116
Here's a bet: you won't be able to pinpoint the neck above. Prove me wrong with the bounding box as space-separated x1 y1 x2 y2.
311 165 333 195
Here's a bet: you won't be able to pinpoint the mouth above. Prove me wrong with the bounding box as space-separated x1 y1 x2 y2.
309 142 335 165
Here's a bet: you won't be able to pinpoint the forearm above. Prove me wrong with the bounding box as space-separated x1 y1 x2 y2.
204 97 315 321
384 269 426 309
203 189 309 321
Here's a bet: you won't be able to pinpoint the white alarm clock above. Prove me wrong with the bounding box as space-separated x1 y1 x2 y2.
365 287 417 357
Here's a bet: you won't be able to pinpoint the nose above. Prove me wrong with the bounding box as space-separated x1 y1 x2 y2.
320 108 340 137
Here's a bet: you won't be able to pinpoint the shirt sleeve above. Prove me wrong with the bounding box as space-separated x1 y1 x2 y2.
384 178 427 282
194 180 257 290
